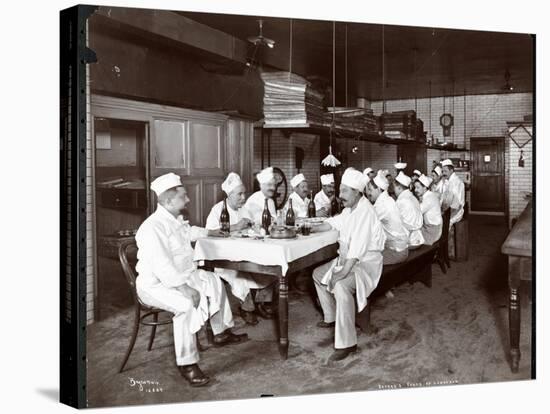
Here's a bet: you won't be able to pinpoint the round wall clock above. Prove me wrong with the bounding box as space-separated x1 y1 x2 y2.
440 113 454 137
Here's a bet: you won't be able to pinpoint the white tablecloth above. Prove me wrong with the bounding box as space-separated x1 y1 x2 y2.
193 230 339 276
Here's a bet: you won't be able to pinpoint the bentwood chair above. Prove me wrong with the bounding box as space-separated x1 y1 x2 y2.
118 239 175 373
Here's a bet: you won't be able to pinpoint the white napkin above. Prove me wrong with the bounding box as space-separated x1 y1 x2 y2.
320 262 343 293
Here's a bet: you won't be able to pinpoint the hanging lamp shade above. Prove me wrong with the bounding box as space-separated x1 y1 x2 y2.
322 144 341 167
321 21 341 168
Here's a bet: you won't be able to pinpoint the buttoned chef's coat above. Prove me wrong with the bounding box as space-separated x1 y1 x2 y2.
205 200 252 230
373 190 409 252
243 191 277 225
396 189 425 247
319 196 386 312
314 190 332 212
135 204 231 333
445 172 465 225
285 191 309 218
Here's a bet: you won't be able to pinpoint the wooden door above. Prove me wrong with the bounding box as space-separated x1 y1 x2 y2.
471 137 504 211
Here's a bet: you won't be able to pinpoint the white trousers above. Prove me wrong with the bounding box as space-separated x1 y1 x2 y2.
215 268 275 309
137 272 233 366
313 263 358 349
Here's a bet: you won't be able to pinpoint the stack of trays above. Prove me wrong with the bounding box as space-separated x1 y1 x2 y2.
323 107 378 132
261 71 325 127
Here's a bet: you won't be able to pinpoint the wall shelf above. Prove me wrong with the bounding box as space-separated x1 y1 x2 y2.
426 144 469 152
259 123 426 147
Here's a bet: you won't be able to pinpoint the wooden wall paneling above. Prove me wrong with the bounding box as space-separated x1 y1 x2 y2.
189 120 225 176
181 178 202 226
201 178 224 225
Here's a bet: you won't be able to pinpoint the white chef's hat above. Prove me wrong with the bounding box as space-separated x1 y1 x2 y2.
290 173 306 188
394 161 407 170
150 173 182 197
341 168 366 192
441 159 454 167
418 174 433 188
373 172 389 191
382 169 391 177
395 171 412 187
363 167 374 175
432 165 443 176
221 172 244 195
256 166 275 184
413 169 422 176
320 173 335 185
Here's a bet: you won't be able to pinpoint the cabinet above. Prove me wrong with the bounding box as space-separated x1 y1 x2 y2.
152 118 225 177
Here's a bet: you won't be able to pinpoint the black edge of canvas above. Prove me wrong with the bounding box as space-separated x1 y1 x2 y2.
530 33 536 380
60 4 97 408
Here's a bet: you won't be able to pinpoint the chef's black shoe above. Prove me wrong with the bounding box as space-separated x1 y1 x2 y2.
240 307 259 325
328 345 357 362
256 303 275 319
178 364 211 387
213 330 249 346
316 320 335 328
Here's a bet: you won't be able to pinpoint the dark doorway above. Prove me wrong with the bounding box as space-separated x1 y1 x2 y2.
398 143 427 176
471 137 505 212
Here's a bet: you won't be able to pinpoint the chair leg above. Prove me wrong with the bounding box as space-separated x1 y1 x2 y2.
444 243 451 268
147 312 158 351
119 306 141 373
436 252 447 274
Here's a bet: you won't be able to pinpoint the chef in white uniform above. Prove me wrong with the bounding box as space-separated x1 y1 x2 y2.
365 171 409 264
394 171 425 248
205 172 275 325
314 173 336 217
285 173 310 218
414 174 443 245
394 161 407 176
431 165 447 205
441 159 465 225
310 168 386 361
243 166 277 225
135 173 248 387
363 167 376 181
242 166 277 318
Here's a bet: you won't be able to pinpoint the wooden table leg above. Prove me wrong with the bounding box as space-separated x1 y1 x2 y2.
508 256 521 373
278 275 289 359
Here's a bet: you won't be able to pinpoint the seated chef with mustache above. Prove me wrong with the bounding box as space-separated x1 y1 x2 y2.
309 168 386 361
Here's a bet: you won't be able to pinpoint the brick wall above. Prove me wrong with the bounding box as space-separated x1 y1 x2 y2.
253 130 321 195
371 92 532 171
506 125 533 227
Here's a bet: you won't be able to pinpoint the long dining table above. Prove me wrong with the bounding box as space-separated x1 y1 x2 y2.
193 229 339 359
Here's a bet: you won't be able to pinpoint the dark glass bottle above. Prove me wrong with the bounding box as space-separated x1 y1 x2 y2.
220 198 230 234
262 198 271 234
286 198 295 226
307 191 316 218
330 196 339 217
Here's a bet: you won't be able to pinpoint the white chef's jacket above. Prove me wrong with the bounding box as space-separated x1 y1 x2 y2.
135 204 232 333
285 191 309 219
320 197 386 312
433 179 447 206
420 190 443 245
243 191 277 225
314 190 332 211
445 172 465 225
396 189 425 247
373 191 409 252
205 201 269 301
205 200 251 230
